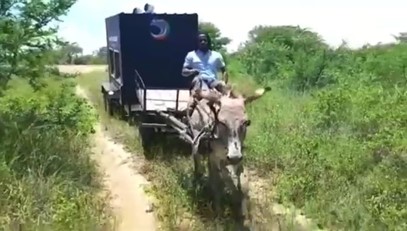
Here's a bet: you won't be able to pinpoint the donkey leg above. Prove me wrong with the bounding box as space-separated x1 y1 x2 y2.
228 165 251 226
192 146 204 181
208 159 223 217
209 175 223 216
237 170 252 227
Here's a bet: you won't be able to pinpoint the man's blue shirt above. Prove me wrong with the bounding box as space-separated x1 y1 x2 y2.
183 50 225 81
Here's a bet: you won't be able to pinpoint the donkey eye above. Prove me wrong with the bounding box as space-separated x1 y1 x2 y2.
218 121 227 128
217 121 228 132
215 122 229 142
243 120 251 127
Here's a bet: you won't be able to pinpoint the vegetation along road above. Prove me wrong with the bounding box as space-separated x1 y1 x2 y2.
1 0 406 230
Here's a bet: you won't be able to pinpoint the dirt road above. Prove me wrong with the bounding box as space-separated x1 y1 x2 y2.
57 64 107 74
60 65 157 231
89 119 156 231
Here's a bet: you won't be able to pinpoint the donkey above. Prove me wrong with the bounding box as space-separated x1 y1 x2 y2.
187 86 270 225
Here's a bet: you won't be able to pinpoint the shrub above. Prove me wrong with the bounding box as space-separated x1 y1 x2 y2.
0 80 112 230
234 25 407 230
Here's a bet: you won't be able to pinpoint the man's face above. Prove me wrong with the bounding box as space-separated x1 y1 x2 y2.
198 34 209 51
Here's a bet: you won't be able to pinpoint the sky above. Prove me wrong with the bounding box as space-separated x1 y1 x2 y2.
58 0 407 54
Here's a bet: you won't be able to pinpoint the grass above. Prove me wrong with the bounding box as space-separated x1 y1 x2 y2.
0 76 114 231
77 71 318 231
77 55 407 230
232 39 407 230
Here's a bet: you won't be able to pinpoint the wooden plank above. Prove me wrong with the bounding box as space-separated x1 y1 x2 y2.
142 89 190 111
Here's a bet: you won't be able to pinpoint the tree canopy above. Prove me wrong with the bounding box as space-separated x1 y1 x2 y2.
0 0 77 91
198 22 231 52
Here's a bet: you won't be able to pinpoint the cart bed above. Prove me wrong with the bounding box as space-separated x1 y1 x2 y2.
137 89 190 111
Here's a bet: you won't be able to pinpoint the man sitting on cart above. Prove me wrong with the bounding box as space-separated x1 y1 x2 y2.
181 32 229 94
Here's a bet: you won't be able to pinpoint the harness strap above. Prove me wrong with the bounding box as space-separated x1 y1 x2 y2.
192 122 214 145
186 81 220 149
186 102 218 148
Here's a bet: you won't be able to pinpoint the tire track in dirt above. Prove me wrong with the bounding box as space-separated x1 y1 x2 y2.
89 119 156 231
60 65 156 231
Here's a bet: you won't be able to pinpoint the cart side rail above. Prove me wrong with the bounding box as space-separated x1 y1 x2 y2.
135 69 190 112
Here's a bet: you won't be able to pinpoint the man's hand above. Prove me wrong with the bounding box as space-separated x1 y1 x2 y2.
220 67 228 83
191 69 200 76
222 71 229 84
182 68 200 77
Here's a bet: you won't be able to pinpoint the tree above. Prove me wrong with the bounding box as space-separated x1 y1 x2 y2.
91 46 107 64
246 25 327 50
51 41 83 64
0 0 77 92
63 42 83 64
198 22 231 51
393 32 407 43
238 25 334 89
94 46 107 59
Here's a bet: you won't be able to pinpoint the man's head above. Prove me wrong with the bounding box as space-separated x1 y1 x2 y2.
197 32 211 52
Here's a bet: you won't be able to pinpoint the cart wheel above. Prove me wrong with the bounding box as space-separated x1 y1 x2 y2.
103 93 108 112
127 114 136 126
138 126 157 159
103 93 114 116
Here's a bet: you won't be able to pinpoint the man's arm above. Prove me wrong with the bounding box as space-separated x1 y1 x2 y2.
218 53 228 83
182 52 199 77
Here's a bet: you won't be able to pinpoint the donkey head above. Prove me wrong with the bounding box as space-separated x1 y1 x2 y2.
196 86 271 165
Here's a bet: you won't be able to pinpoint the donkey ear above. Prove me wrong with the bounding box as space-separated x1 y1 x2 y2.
244 119 251 126
229 88 241 98
244 87 271 105
207 101 220 116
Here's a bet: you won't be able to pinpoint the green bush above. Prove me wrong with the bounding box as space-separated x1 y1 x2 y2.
0 0 113 229
0 80 112 230
234 25 407 230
